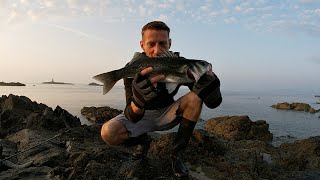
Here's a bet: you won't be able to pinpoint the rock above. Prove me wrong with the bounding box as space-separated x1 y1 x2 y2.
271 102 319 113
0 166 52 179
205 115 273 142
0 94 81 138
275 136 320 170
0 94 47 137
81 106 122 123
25 106 81 131
0 139 17 158
272 102 291 110
2 95 320 179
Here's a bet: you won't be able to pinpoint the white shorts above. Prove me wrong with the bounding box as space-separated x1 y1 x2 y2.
109 98 182 137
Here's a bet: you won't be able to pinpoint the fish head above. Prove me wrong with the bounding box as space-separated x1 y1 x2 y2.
187 60 212 81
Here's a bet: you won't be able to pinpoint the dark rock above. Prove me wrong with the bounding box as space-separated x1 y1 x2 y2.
205 115 273 142
0 94 81 138
0 166 52 179
26 106 81 131
275 136 320 170
1 95 320 179
0 94 47 137
81 106 122 123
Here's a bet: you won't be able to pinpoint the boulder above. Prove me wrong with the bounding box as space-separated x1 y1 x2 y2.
205 115 273 142
81 106 122 123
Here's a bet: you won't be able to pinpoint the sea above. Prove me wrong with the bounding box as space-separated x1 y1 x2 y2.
1 84 319 146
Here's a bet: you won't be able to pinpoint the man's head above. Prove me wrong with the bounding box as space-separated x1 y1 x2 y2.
140 21 171 57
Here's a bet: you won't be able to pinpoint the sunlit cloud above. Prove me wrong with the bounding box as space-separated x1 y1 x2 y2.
224 17 237 24
157 14 169 22
299 0 320 4
46 23 110 43
1 0 320 36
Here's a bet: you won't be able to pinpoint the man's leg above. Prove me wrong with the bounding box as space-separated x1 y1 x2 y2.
172 92 202 177
101 118 151 160
101 120 129 145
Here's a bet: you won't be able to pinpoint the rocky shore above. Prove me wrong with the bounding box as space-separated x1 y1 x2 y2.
1 94 320 179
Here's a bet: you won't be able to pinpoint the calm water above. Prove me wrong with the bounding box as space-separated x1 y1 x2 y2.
1 84 319 144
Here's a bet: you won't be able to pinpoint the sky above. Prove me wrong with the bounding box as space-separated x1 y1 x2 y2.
0 0 319 92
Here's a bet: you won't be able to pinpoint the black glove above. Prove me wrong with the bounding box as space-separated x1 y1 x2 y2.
193 72 220 100
132 73 158 109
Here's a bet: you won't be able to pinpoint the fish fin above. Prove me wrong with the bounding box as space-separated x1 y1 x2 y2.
166 83 179 94
93 69 123 95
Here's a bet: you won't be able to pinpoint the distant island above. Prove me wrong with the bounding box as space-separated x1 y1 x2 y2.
0 81 26 86
42 79 74 85
89 82 103 86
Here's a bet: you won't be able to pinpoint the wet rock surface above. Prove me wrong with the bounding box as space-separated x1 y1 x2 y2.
1 94 320 179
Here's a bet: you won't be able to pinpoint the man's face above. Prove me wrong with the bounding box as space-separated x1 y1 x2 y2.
140 29 171 57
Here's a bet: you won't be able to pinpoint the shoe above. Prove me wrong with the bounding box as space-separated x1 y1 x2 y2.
132 139 151 160
171 155 189 177
123 133 152 160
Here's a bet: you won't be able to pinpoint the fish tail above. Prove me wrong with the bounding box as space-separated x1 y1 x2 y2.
93 69 123 95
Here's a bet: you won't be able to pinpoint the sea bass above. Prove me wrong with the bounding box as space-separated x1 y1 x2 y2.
93 57 212 95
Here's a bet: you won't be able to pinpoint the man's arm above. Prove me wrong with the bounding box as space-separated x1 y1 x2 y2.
123 76 145 123
124 77 133 105
124 67 165 123
192 72 222 109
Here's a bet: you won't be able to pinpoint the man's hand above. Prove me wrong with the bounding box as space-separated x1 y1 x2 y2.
132 67 165 109
192 71 218 100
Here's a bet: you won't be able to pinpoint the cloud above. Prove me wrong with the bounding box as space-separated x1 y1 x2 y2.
224 17 237 24
299 0 320 4
46 23 110 43
1 1 320 37
157 14 169 22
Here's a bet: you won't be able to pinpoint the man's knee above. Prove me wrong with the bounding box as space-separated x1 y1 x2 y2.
183 92 202 108
101 120 127 145
178 92 203 120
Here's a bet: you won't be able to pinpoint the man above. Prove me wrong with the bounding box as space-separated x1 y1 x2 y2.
100 21 222 177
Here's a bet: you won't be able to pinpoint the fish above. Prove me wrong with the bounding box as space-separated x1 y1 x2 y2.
93 57 212 95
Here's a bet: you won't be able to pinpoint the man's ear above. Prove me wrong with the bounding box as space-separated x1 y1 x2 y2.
169 38 172 49
140 40 145 51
